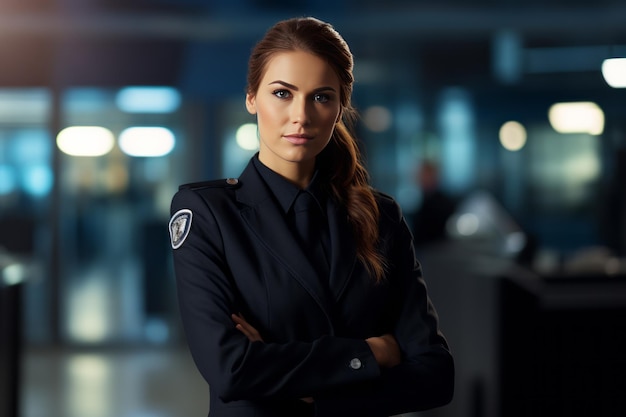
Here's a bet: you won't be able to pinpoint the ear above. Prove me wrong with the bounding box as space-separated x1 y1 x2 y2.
245 93 257 115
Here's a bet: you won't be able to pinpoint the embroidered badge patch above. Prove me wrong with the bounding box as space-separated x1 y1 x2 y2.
169 209 193 249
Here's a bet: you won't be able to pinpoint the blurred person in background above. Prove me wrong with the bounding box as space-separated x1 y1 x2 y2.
409 160 456 248
169 17 453 417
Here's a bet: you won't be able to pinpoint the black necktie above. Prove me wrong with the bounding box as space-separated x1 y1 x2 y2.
293 191 330 277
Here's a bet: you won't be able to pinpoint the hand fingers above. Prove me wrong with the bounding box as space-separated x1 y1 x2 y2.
231 313 264 342
231 313 247 326
381 334 401 367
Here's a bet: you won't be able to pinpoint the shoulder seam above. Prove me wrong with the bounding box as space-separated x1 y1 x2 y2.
179 178 240 191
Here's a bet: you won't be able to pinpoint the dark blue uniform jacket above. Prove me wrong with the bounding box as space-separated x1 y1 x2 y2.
169 158 454 417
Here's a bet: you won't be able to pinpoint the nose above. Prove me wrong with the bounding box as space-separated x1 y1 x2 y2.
290 97 311 125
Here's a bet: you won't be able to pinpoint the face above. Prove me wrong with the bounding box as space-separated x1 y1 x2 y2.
246 50 342 180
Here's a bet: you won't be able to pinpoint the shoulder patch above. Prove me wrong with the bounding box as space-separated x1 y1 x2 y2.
179 178 240 191
169 209 193 249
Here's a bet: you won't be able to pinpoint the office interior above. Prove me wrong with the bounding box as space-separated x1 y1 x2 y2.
1 1 626 416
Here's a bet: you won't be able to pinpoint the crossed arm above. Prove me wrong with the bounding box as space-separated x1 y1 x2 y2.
231 313 402 369
231 313 402 404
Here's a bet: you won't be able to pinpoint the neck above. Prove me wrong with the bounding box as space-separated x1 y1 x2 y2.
258 154 315 189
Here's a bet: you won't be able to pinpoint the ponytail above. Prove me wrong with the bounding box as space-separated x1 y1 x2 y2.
319 121 387 282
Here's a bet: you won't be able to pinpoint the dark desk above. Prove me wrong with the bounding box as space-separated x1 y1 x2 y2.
0 260 26 417
499 270 626 417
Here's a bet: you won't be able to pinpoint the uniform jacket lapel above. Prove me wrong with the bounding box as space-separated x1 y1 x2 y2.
235 161 334 315
325 198 358 301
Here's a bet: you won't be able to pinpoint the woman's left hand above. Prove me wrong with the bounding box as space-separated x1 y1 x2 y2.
232 313 264 342
365 333 401 368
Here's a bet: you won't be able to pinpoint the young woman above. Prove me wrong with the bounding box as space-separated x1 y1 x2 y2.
169 16 454 417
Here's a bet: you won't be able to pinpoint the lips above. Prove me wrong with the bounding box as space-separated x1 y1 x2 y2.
283 133 313 145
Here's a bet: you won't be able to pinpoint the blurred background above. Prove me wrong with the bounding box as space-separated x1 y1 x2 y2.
1 0 626 416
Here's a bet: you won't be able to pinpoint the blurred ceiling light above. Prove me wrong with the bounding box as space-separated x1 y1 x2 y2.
118 126 175 157
363 105 393 132
499 120 527 151
601 58 626 88
236 123 259 150
548 102 604 135
57 126 115 157
116 86 181 113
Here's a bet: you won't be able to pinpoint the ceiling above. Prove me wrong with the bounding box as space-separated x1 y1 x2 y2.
1 1 625 98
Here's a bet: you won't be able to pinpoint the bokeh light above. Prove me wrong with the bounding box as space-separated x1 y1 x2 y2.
236 123 259 150
116 86 181 113
499 120 527 151
362 105 393 132
601 58 626 88
548 102 604 135
118 127 175 157
57 126 115 157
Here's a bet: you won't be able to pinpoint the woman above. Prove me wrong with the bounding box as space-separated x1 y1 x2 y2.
169 16 454 417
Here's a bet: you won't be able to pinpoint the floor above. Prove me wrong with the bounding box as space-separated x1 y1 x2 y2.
19 346 420 417
20 346 208 417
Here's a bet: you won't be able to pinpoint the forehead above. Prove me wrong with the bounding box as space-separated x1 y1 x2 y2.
261 50 340 89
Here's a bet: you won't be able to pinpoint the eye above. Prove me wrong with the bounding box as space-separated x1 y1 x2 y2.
314 93 330 103
273 89 291 99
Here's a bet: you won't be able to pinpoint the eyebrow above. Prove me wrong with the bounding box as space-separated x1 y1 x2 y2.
268 80 337 93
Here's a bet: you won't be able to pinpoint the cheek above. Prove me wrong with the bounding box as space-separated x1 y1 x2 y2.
256 103 284 128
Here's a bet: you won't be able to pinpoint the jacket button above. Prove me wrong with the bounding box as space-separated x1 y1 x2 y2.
349 358 362 370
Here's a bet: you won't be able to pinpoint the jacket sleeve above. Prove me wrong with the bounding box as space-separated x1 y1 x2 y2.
171 188 381 402
313 196 454 416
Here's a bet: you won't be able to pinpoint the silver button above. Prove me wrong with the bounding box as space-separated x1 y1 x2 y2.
226 178 239 185
349 358 362 370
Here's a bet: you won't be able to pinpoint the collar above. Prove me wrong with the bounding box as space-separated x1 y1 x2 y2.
252 154 326 214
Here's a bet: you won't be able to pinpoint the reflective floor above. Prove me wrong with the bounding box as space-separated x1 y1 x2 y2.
21 346 208 417
20 346 420 417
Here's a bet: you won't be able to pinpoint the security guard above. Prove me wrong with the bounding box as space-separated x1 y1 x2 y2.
169 16 453 417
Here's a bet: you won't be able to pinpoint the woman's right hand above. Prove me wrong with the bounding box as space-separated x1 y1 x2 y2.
232 313 264 342
365 334 401 368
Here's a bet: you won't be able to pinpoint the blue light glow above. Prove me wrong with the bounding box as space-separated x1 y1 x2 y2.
9 129 51 165
116 87 181 114
0 165 17 194
21 165 53 197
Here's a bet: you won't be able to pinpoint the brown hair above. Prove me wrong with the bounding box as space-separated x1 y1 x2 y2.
246 17 386 282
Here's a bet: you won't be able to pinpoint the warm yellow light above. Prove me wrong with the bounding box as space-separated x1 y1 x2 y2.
236 123 259 150
57 126 115 157
118 127 175 157
548 102 604 135
499 120 527 151
601 58 626 88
